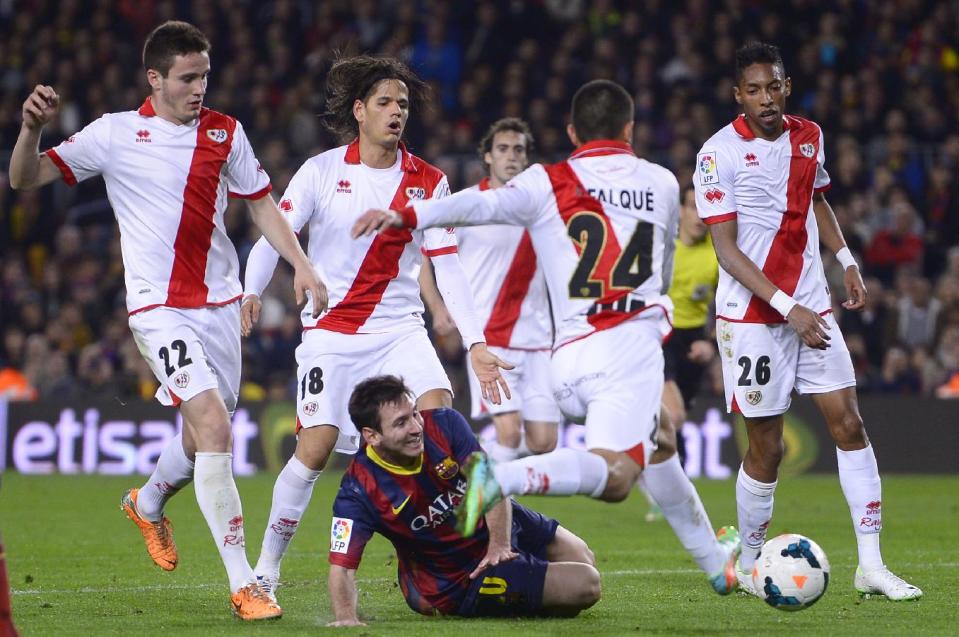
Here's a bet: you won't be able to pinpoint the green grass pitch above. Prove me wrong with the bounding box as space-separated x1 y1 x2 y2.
2 472 956 636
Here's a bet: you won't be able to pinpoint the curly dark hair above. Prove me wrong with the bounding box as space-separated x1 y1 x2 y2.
323 55 430 143
735 42 784 81
348 375 413 433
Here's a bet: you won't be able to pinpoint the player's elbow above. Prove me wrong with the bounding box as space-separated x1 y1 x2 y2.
8 174 36 191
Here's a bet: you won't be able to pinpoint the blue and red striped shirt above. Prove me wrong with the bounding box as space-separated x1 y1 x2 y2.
328 408 490 615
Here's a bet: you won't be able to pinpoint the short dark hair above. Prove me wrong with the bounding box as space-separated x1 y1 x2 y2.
478 117 535 161
142 21 211 76
323 55 430 143
570 80 634 143
348 375 413 433
735 42 784 81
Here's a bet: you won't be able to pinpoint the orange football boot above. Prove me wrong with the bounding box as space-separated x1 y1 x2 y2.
120 488 178 571
230 582 283 621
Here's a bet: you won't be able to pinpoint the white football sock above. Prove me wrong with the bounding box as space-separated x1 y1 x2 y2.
254 456 321 579
736 464 777 570
194 452 254 592
492 448 608 498
485 439 521 463
137 433 194 522
837 445 884 571
641 454 724 574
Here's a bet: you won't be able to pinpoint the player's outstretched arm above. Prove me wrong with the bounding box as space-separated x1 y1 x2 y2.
468 497 518 580
709 219 831 350
247 195 328 318
812 192 866 311
327 565 365 627
418 259 457 336
9 85 63 190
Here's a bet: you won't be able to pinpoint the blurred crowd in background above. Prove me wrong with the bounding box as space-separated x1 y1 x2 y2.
2 0 959 406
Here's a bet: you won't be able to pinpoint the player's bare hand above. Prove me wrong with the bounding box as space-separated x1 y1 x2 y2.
469 343 514 405
240 294 261 337
352 209 402 238
468 543 518 580
294 263 328 317
842 266 867 311
430 306 457 337
326 619 366 627
786 305 831 350
22 85 60 130
687 340 716 364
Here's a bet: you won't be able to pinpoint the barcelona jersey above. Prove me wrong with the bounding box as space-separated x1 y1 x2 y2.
329 408 492 615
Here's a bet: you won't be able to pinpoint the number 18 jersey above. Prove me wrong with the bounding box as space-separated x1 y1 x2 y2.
406 140 678 348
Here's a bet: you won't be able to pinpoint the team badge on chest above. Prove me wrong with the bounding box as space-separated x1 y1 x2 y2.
207 129 228 143
799 143 815 158
434 456 459 480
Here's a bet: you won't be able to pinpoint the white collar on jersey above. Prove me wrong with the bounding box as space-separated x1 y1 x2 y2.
568 139 636 160
343 138 420 173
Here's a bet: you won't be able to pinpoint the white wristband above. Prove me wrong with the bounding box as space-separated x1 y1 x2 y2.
769 290 798 318
836 246 857 270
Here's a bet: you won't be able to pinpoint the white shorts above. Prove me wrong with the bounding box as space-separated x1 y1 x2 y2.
716 313 857 418
295 325 452 453
549 316 664 467
467 347 561 423
128 303 241 412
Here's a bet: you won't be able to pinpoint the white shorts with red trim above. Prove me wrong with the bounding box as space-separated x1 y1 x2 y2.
128 303 241 412
716 313 856 418
295 325 452 453
467 347 561 423
549 316 663 466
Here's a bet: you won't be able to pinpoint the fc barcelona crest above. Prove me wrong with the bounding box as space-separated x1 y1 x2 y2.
434 457 459 480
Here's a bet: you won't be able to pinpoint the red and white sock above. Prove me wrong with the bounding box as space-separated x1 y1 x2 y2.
837 445 884 571
736 464 776 571
194 452 254 592
492 448 608 497
254 456 321 580
137 433 194 521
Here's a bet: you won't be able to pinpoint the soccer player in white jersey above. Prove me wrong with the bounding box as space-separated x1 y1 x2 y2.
355 80 742 596
8 22 326 620
693 42 921 600
458 118 560 462
240 55 511 601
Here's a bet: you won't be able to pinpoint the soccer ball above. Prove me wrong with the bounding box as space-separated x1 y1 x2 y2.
753 533 830 611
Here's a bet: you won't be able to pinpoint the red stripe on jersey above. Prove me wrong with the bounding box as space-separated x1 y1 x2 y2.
45 149 77 186
484 233 537 347
423 246 458 257
165 110 235 307
703 211 737 225
229 184 273 199
314 157 445 333
741 118 820 323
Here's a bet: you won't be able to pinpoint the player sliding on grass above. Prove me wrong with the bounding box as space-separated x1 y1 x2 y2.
694 42 921 600
354 79 741 596
327 375 600 624
9 21 326 620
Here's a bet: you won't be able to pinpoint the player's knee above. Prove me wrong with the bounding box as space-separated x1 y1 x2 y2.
749 438 784 471
576 564 602 608
599 473 634 502
525 428 558 454
831 412 866 448
295 429 337 471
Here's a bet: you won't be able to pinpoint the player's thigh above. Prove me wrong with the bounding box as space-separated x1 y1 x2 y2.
542 561 602 612
467 345 525 418
294 330 367 453
716 319 798 418
377 327 452 399
795 313 857 396
544 525 595 565
128 307 221 408
460 552 550 617
202 303 242 413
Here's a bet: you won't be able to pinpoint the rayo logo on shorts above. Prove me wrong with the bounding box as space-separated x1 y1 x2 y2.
173 371 190 389
745 390 763 405
207 129 228 143
800 143 815 158
405 187 427 200
303 401 318 417
331 517 352 553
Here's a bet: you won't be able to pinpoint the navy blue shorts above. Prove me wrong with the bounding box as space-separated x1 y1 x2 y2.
457 501 559 617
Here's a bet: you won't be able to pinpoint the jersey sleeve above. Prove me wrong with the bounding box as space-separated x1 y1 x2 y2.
44 115 111 185
660 172 681 293
225 120 272 199
279 160 321 233
438 409 482 465
814 127 831 192
328 480 377 570
405 164 546 230
693 144 738 225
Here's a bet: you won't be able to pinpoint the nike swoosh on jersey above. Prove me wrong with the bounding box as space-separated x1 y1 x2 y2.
391 495 411 516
